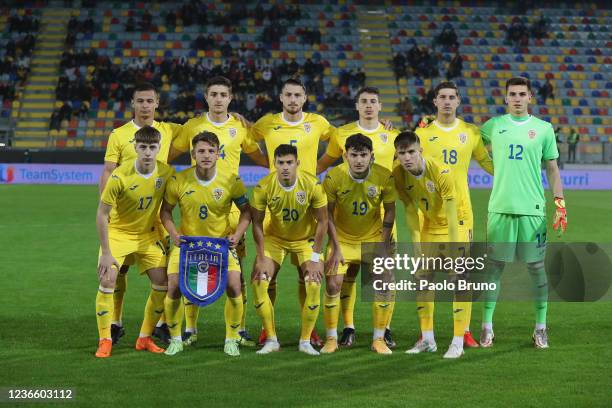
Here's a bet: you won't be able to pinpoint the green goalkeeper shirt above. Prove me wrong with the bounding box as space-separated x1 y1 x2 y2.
481 114 559 216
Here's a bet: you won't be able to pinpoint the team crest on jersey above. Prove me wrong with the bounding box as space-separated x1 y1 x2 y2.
228 128 237 138
296 190 307 205
213 188 224 201
367 186 378 198
458 133 467 144
379 133 388 143
304 123 311 133
155 177 163 190
426 180 436 193
528 129 537 139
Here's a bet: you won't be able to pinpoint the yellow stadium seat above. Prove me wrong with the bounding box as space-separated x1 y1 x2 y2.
473 79 482 87
122 49 130 57
159 26 166 33
589 82 597 89
197 50 205 57
175 26 183 33
551 116 559 125
66 139 75 148
75 139 84 148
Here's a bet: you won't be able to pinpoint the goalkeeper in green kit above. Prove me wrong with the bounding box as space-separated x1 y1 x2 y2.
479 77 567 349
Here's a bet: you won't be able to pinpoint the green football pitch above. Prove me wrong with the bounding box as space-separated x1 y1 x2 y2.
1 185 611 407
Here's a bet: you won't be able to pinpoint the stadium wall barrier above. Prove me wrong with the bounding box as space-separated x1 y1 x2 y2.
1 164 612 190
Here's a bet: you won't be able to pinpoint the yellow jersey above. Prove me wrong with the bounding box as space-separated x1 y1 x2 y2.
173 113 259 172
252 170 327 242
393 158 455 233
164 167 248 237
251 112 335 175
323 162 397 242
101 160 174 237
417 118 493 228
104 120 181 164
326 122 399 171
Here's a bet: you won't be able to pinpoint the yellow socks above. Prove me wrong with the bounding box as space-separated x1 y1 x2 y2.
225 295 244 340
96 286 114 339
240 277 247 331
300 282 321 341
323 291 340 337
139 285 167 336
164 296 183 339
340 278 356 328
452 300 472 337
183 296 199 332
298 279 306 309
416 299 435 333
268 279 277 305
253 280 276 339
112 272 127 324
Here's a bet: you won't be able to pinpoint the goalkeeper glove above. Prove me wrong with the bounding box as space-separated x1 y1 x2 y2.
552 197 567 235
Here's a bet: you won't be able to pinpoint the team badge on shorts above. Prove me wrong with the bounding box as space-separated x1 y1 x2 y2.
304 123 311 133
367 185 378 198
228 128 236 138
296 190 307 205
178 236 229 306
426 180 436 193
213 188 224 201
155 177 163 190
528 129 537 139
379 133 388 143
458 132 467 144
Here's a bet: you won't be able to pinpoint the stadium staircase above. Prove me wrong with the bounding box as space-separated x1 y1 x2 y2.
357 8 402 125
13 8 69 148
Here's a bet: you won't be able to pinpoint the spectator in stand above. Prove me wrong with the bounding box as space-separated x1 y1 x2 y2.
538 78 554 104
446 51 463 80
567 128 580 163
530 15 549 39
435 25 458 48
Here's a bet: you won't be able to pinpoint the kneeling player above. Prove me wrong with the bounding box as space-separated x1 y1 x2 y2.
251 144 328 356
160 131 251 356
321 134 397 354
393 131 471 359
94 126 174 358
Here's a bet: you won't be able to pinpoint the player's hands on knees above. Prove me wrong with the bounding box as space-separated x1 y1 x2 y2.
227 233 240 249
305 261 324 283
170 232 186 247
98 253 119 280
252 256 269 281
325 248 345 275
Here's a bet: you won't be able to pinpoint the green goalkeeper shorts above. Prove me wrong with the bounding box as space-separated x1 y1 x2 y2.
487 212 547 263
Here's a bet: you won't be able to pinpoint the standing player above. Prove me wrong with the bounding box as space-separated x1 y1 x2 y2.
94 126 174 358
479 77 566 349
316 86 400 348
250 144 328 356
416 81 494 347
321 134 396 355
168 76 268 346
99 82 181 345
250 78 335 346
393 131 472 359
160 131 252 356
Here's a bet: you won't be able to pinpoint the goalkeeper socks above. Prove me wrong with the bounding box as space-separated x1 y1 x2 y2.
340 278 356 329
452 300 472 337
164 296 183 339
252 280 276 338
96 286 114 339
268 279 277 305
527 262 548 327
184 296 200 333
225 295 243 341
140 285 167 337
416 299 435 332
300 282 321 341
298 279 306 309
482 261 504 324
112 272 127 324
240 277 248 331
323 291 340 338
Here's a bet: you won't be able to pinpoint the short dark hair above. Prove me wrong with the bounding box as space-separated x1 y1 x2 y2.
205 76 232 94
191 131 220 150
274 144 298 159
355 86 380 102
132 82 157 97
505 76 532 92
281 78 306 94
134 126 161 144
345 133 373 152
434 81 460 98
394 131 420 149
